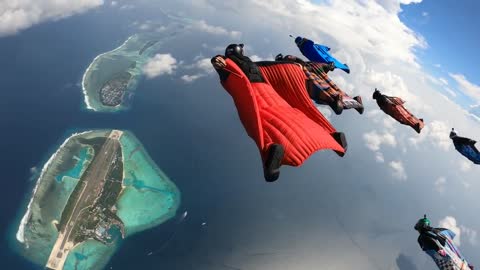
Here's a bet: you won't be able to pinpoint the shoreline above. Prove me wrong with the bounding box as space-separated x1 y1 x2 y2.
15 131 93 245
81 35 135 111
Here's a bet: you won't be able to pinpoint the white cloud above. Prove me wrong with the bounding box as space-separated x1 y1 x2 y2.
375 152 385 163
449 73 480 104
434 63 442 68
444 87 457 97
439 77 449 86
181 74 203 83
0 0 104 37
111 1 117 6
422 11 429 17
460 226 478 246
315 105 332 120
409 120 451 151
389 160 407 180
189 20 241 39
143 54 178 79
249 55 266 62
438 216 478 246
435 177 446 194
363 131 397 151
459 160 472 172
439 216 462 246
194 58 214 73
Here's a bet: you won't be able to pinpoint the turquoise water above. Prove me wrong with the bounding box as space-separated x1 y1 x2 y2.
117 131 180 235
81 33 176 112
55 147 91 183
63 240 117 270
14 130 180 269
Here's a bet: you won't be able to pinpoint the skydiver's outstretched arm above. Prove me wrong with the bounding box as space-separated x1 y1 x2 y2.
454 136 477 145
211 55 230 81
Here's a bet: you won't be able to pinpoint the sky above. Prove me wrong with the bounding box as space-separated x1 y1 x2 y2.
1 0 479 269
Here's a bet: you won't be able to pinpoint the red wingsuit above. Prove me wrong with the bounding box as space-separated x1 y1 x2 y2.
213 56 346 167
373 89 424 133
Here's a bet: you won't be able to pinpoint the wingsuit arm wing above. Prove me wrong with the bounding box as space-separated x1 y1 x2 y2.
454 136 477 145
211 55 232 81
220 58 264 150
388 96 405 105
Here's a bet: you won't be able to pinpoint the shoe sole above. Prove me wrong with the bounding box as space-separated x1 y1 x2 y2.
264 145 284 182
332 132 348 157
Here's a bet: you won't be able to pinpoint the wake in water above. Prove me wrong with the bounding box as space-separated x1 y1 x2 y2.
147 210 188 256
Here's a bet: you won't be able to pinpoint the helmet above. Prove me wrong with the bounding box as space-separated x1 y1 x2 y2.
414 214 431 231
275 53 284 61
372 88 381 99
450 128 457 139
225 44 244 58
294 36 303 45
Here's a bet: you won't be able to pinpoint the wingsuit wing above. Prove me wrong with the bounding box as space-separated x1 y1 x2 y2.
222 58 264 149
256 61 337 133
388 97 406 106
220 57 346 167
311 43 350 74
425 230 473 270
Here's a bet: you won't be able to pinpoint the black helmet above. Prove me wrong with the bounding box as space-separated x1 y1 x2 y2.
450 128 457 139
373 88 381 99
275 53 284 61
225 44 244 58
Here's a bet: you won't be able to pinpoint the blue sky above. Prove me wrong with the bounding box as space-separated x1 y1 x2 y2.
2 1 480 269
401 0 480 107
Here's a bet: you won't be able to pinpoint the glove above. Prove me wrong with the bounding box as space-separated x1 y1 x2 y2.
438 249 447 257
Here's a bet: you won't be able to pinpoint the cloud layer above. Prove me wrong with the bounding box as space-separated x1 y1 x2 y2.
143 53 178 78
0 0 104 36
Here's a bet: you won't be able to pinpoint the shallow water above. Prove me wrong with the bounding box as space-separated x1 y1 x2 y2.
13 130 180 269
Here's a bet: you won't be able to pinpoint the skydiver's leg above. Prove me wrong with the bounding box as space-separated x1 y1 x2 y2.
263 144 285 182
395 106 424 133
332 132 348 157
340 94 364 114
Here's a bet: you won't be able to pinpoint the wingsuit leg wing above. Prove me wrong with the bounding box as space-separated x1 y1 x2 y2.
216 58 346 173
256 61 347 157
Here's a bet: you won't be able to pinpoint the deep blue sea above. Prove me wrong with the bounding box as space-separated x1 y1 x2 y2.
0 5 430 270
0 7 322 270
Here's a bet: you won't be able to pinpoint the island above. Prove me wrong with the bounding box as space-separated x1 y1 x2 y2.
14 130 180 270
81 33 165 112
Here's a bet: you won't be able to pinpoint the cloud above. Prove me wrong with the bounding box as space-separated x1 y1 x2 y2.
434 63 442 68
422 11 429 17
439 77 449 85
396 253 418 270
438 216 477 246
460 225 478 246
449 73 480 104
459 160 472 172
194 58 214 73
143 54 178 78
439 216 461 245
181 74 203 83
375 152 385 163
181 57 215 83
189 20 241 39
409 120 451 151
0 0 104 37
111 1 117 6
363 131 397 151
315 105 332 120
435 177 446 194
389 160 407 180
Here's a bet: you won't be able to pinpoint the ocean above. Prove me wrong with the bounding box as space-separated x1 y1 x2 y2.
0 4 440 270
